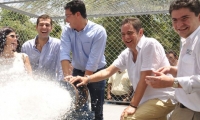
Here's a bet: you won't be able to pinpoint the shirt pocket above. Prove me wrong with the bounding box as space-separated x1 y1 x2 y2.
82 42 91 54
181 54 195 73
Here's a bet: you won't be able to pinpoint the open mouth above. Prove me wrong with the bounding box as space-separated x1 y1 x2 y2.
178 27 188 32
126 40 132 43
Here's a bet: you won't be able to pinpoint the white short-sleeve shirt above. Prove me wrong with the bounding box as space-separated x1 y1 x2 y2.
113 35 175 105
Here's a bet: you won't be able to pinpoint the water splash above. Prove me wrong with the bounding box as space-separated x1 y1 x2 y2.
0 75 73 120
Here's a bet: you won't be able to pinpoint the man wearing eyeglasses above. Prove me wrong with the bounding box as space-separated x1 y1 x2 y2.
60 0 107 120
21 14 63 81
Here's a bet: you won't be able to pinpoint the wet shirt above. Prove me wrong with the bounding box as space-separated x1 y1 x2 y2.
0 52 27 75
0 52 28 81
21 36 62 81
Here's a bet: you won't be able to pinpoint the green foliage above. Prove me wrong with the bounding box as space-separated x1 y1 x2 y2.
0 9 37 44
139 14 180 54
50 22 62 38
90 16 126 66
0 9 62 44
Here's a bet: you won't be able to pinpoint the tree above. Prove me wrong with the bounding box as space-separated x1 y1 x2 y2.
0 9 37 44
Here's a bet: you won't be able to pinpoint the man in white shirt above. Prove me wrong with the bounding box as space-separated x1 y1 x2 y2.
107 69 133 102
67 17 176 120
145 0 200 120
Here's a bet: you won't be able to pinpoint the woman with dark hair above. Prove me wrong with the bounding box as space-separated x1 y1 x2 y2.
0 27 32 75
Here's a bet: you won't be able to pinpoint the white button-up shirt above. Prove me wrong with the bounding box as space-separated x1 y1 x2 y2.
176 26 200 112
113 35 175 105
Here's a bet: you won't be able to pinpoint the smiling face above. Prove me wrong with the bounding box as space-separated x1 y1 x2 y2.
171 8 200 38
166 53 178 66
65 9 77 29
36 18 52 39
5 32 18 51
121 23 143 50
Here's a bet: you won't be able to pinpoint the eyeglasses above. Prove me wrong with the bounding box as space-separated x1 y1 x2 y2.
7 34 19 39
65 14 73 18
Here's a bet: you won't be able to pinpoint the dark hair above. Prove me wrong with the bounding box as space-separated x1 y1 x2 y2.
64 0 87 18
15 40 21 52
36 14 53 26
121 17 142 33
0 27 15 53
169 0 200 16
167 50 178 59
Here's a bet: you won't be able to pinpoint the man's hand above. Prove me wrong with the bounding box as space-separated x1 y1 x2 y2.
64 75 73 81
107 94 112 100
156 66 171 74
145 71 174 88
120 106 136 120
68 76 88 87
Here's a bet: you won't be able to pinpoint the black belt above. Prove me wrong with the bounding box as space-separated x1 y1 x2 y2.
179 103 187 108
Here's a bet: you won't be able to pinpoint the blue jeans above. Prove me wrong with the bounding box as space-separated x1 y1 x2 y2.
73 67 106 120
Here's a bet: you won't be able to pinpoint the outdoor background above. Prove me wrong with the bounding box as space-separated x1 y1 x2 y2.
0 0 181 103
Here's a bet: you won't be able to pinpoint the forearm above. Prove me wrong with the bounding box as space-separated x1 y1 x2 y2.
87 65 119 83
170 66 178 77
25 56 32 75
107 83 112 96
130 81 147 106
61 60 71 77
130 71 151 107
84 70 93 76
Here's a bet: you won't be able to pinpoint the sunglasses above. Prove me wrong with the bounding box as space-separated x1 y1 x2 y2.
7 34 19 39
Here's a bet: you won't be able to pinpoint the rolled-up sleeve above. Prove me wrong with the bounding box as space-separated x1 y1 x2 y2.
177 75 200 94
60 26 71 61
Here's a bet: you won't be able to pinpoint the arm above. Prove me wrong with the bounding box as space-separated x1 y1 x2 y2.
69 65 119 87
24 56 32 75
60 26 72 77
157 66 178 77
107 83 112 100
121 70 152 117
84 70 94 76
130 70 152 107
61 60 71 77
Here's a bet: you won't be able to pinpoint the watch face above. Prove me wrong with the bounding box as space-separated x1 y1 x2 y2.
173 79 179 88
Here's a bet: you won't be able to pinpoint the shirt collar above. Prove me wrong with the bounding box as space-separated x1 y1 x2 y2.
33 35 51 47
128 35 145 52
136 35 145 51
182 26 200 45
75 19 89 33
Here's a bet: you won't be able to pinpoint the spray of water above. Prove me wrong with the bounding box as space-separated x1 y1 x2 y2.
0 74 74 120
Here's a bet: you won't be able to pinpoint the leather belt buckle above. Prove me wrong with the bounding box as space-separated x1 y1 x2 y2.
180 103 186 108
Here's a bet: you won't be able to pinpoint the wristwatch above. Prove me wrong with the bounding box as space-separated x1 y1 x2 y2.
172 78 179 88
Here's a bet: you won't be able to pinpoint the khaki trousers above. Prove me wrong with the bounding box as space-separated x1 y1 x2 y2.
170 103 200 120
123 98 175 120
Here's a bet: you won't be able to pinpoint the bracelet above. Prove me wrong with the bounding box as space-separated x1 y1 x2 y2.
85 75 90 84
129 104 137 109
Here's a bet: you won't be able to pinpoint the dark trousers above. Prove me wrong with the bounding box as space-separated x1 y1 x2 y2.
73 67 106 120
